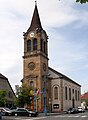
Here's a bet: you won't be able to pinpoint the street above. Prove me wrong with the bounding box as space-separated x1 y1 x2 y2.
2 111 88 120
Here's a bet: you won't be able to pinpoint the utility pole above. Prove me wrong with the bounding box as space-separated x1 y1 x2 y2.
44 75 47 116
34 89 36 112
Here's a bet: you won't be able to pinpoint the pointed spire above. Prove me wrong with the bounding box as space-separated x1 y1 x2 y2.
28 1 42 32
35 0 37 6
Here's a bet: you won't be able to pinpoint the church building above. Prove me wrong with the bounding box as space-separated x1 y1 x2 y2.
22 2 81 112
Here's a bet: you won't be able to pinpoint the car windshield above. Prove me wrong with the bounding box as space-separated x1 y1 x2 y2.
78 107 82 108
68 108 73 110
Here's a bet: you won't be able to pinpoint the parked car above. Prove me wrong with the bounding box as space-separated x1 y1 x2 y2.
77 106 85 113
11 108 39 117
0 107 12 116
0 110 2 119
66 108 78 114
10 107 17 110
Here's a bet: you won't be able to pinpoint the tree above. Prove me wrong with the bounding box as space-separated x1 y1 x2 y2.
0 90 7 107
76 0 88 3
16 84 34 108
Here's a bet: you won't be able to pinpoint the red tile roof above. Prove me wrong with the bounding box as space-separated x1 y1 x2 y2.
81 92 88 99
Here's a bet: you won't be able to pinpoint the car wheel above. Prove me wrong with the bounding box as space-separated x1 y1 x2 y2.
15 113 17 116
29 113 31 117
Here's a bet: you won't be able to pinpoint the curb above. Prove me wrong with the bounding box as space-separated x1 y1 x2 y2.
39 112 65 116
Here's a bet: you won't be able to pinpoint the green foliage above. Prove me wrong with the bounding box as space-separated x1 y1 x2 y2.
85 99 88 106
76 0 88 3
0 90 7 107
16 84 34 108
81 98 88 106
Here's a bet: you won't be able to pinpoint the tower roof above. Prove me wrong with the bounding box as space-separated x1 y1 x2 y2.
27 2 42 32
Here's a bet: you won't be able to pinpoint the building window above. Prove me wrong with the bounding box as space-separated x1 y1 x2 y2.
75 90 77 101
28 62 35 71
33 38 37 50
8 91 12 98
65 86 68 100
54 87 58 100
72 89 74 94
44 41 46 53
78 91 80 101
30 81 34 87
27 40 31 52
53 104 59 109
46 42 47 54
69 88 71 100
40 39 43 51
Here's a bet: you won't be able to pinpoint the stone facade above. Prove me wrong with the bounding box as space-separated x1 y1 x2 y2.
23 4 49 111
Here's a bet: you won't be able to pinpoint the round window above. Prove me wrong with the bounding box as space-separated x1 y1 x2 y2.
28 62 35 70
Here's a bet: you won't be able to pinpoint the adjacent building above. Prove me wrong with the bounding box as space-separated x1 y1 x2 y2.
22 2 81 112
81 92 88 109
0 73 15 108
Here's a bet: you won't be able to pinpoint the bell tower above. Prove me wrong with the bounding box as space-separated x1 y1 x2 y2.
23 2 49 111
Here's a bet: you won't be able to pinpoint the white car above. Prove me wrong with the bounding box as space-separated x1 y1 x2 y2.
0 107 12 116
77 107 85 113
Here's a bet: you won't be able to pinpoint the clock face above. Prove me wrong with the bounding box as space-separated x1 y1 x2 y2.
28 62 35 70
30 32 34 37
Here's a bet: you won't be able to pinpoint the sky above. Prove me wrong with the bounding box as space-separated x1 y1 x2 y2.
0 0 88 94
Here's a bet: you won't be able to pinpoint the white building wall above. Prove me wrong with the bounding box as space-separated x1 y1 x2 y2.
49 69 61 112
52 79 61 112
49 68 81 112
63 79 81 111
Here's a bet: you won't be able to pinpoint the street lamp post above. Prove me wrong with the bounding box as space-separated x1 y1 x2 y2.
34 90 36 112
49 98 52 113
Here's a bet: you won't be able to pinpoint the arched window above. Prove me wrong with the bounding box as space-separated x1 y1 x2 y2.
8 91 12 98
54 87 58 100
65 86 68 100
30 81 34 87
78 91 80 101
33 38 37 50
40 39 43 51
27 40 31 52
69 88 71 100
44 41 46 53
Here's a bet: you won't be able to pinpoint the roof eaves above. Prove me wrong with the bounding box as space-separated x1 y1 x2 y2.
49 67 81 87
0 73 8 80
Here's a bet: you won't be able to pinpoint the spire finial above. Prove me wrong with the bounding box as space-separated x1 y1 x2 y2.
35 1 37 6
27 0 42 31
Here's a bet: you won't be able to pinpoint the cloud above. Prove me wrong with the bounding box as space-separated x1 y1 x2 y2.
40 0 88 29
48 27 88 91
0 0 88 94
